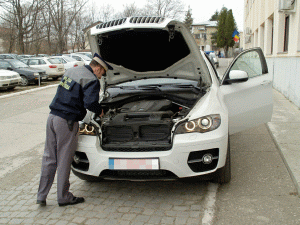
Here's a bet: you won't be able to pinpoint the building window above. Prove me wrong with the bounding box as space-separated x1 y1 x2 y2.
194 34 200 39
284 15 290 52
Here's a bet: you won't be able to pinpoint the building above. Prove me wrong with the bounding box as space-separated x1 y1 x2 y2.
192 21 218 52
82 21 102 51
243 0 300 108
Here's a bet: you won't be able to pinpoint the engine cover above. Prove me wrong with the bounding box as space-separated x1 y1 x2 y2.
101 100 175 151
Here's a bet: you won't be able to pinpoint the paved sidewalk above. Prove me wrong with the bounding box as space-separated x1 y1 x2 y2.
267 89 300 196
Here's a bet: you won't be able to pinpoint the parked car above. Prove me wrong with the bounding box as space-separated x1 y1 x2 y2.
208 52 219 68
17 54 35 60
0 54 19 60
71 17 273 183
49 55 85 71
0 59 48 86
21 57 64 80
64 53 91 65
37 54 50 57
0 69 22 90
75 52 92 59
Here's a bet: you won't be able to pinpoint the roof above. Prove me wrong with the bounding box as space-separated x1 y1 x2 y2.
192 21 217 27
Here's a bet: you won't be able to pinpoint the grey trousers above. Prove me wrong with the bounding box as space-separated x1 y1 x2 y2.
37 114 79 204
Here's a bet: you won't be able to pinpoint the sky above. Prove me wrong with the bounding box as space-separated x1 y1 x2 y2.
95 0 244 31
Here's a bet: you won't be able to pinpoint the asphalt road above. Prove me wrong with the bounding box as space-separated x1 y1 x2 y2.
0 60 299 224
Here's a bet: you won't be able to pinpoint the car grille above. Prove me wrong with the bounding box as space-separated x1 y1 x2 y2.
129 16 165 24
100 169 178 180
102 146 171 152
95 16 166 30
96 18 127 29
103 124 171 143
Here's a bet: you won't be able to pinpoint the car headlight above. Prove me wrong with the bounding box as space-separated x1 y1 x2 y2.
79 122 96 136
0 76 6 80
33 72 39 76
175 114 221 134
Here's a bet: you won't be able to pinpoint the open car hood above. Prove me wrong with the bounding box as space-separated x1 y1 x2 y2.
88 17 211 87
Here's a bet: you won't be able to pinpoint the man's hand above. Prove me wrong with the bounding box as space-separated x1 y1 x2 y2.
99 109 104 118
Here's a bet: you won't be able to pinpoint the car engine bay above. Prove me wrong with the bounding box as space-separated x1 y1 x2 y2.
94 98 191 151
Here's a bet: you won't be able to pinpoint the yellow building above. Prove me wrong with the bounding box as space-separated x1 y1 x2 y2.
192 21 218 52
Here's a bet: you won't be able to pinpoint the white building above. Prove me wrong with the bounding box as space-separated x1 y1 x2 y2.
243 0 300 108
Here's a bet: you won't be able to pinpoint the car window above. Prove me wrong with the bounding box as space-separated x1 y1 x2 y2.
21 59 29 64
63 56 77 62
76 54 91 60
48 58 62 64
39 59 47 65
0 61 11 69
71 55 82 61
10 60 29 68
230 51 262 78
29 59 39 65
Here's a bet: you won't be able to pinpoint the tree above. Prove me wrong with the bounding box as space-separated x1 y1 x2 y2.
144 0 185 19
216 7 236 57
183 6 193 32
116 3 141 18
46 0 88 54
0 0 47 53
209 10 219 21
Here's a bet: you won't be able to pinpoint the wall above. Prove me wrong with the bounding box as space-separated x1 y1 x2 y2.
243 0 300 108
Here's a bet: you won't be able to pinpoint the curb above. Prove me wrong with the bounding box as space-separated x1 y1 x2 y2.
266 123 300 197
0 84 58 100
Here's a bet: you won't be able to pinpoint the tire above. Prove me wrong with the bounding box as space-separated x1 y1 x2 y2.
213 137 231 184
20 76 29 86
7 86 16 90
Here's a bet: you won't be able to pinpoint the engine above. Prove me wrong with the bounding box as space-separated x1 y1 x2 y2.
98 99 189 152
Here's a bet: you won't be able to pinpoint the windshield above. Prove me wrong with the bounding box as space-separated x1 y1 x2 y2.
48 58 62 64
75 54 91 61
10 60 29 68
62 56 77 62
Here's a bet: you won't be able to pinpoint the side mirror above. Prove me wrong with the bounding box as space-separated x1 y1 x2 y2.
225 70 249 84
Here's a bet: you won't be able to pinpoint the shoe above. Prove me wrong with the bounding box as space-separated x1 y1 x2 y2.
58 197 85 207
36 200 46 206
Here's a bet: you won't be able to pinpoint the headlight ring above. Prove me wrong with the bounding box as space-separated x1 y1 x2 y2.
175 114 221 134
79 123 96 135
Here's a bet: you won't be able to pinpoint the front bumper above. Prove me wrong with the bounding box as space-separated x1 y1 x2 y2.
0 78 22 89
72 130 228 180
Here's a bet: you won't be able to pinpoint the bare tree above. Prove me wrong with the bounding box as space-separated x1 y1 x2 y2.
114 3 142 18
144 0 185 19
0 14 17 53
0 0 47 53
46 0 88 53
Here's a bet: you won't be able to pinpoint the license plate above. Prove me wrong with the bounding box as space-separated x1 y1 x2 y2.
58 68 63 71
109 158 159 170
42 76 47 80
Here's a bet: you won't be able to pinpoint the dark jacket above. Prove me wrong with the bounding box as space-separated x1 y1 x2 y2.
49 65 103 121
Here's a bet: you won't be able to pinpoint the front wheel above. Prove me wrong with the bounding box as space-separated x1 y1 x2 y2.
213 137 231 184
20 76 29 86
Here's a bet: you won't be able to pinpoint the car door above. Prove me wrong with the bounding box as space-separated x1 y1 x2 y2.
219 47 273 134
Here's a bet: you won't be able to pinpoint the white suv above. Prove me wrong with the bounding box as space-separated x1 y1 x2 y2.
72 17 273 183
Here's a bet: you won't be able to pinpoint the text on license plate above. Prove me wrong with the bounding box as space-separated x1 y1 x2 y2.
109 158 159 170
